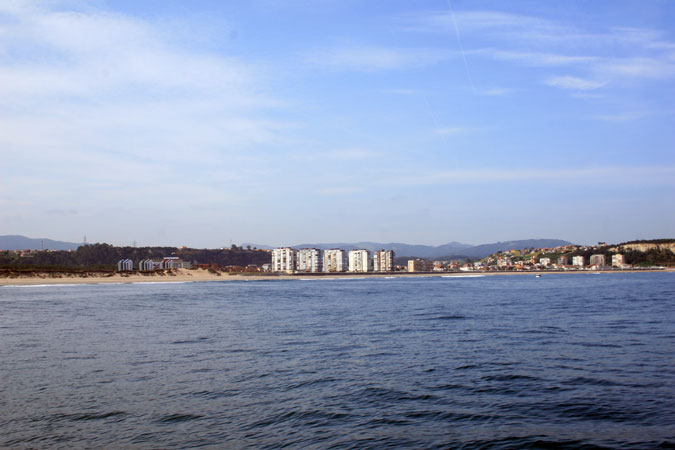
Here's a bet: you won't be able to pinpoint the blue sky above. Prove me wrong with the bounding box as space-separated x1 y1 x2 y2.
1 0 673 247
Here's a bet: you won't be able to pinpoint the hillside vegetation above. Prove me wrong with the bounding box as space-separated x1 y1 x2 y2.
0 243 271 270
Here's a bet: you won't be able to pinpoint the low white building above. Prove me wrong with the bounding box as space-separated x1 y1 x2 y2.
348 249 371 272
296 248 322 272
138 259 154 271
539 257 551 267
162 256 185 269
272 247 295 272
117 259 133 271
372 250 395 272
323 249 347 272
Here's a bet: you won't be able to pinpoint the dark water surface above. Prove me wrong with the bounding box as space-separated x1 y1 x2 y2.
1 273 674 449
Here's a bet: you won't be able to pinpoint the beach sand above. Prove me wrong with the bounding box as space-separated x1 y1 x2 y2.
0 268 671 286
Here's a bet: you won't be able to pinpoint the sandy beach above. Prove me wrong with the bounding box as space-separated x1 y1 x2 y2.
0 268 671 286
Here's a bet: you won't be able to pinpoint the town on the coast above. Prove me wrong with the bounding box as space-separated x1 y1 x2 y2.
259 241 668 274
2 236 673 279
110 241 673 274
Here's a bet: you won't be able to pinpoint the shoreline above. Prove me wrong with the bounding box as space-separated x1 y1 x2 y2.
1 268 672 287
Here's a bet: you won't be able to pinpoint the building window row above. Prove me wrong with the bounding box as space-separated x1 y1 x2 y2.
271 248 395 273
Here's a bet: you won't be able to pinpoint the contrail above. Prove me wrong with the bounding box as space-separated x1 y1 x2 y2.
446 0 476 93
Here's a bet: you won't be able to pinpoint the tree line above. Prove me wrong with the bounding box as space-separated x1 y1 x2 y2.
0 243 271 270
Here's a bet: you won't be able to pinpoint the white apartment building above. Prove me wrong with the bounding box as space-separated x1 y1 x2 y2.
296 248 322 272
373 250 395 272
612 254 625 267
572 256 585 267
323 249 347 272
539 257 551 267
408 259 430 272
272 247 296 272
348 249 371 272
497 257 512 268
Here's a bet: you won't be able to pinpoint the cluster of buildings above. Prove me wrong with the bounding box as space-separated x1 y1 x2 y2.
481 246 631 271
116 256 191 272
270 248 395 273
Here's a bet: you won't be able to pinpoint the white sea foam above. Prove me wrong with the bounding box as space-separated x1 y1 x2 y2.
2 283 89 288
298 277 357 281
441 275 485 278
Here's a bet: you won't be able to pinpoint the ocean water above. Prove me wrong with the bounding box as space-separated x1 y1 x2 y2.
1 273 674 449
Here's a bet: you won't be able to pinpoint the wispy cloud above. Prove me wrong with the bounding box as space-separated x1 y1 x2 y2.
0 2 287 170
402 8 675 91
383 166 675 186
381 88 426 95
593 111 649 122
404 10 561 39
304 44 451 72
546 76 605 90
476 87 513 96
318 186 365 196
434 127 472 136
599 57 675 80
479 49 596 66
290 148 382 161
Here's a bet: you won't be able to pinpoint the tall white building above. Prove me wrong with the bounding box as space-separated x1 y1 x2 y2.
272 247 296 272
408 259 430 272
373 250 395 272
296 248 322 272
589 254 606 267
612 254 625 267
572 256 585 267
348 249 371 272
323 249 347 272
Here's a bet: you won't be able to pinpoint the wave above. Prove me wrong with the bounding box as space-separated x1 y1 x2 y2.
441 274 486 278
1 283 90 288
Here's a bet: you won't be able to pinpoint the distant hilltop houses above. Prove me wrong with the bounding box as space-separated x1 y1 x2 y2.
270 248 395 273
117 257 191 271
401 245 653 273
475 243 638 272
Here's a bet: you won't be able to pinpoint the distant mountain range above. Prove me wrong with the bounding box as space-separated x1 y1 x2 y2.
3 235 574 260
0 235 84 251
245 239 575 260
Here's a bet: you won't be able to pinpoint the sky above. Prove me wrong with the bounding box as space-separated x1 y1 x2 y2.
1 0 674 247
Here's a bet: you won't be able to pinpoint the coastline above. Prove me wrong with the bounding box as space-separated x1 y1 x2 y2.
1 267 672 286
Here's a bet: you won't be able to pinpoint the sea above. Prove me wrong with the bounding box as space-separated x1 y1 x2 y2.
1 272 674 449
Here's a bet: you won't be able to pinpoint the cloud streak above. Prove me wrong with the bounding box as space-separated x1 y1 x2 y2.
304 43 452 71
546 76 605 90
383 166 675 187
402 8 675 91
0 2 287 176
